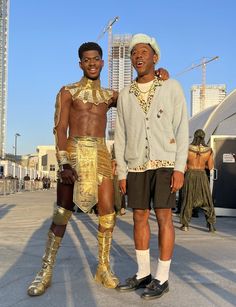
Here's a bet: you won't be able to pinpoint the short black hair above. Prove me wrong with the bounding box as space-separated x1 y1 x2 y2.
78 42 103 60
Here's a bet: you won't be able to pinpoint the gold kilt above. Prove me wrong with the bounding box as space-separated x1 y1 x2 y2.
66 137 113 213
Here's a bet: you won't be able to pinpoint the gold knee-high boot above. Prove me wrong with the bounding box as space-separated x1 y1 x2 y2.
94 212 119 288
27 206 72 296
27 230 62 296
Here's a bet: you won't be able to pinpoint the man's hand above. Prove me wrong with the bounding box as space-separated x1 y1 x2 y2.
119 179 127 195
109 90 118 108
60 165 78 184
170 170 184 193
111 160 117 176
155 67 169 81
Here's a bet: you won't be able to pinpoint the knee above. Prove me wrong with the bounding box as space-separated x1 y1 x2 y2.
133 210 149 227
53 206 73 226
157 212 173 229
99 212 116 231
99 205 114 217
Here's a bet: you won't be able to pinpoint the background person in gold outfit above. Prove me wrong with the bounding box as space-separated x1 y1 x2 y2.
27 42 168 296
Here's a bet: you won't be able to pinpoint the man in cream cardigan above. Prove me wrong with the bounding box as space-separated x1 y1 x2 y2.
115 33 189 300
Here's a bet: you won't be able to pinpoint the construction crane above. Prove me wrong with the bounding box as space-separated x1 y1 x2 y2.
97 16 119 87
176 56 219 111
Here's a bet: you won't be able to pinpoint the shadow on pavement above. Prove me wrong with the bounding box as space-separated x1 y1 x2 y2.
0 204 16 220
0 218 98 307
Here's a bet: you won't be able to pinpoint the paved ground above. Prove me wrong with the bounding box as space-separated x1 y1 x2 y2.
0 189 236 307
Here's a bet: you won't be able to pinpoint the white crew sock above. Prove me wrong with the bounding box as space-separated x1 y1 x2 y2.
135 249 151 279
155 258 171 284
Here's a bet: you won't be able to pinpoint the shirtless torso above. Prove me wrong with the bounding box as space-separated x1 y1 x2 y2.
55 81 117 151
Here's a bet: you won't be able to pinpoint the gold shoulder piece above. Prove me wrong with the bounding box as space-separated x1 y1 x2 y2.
64 82 81 97
65 77 113 105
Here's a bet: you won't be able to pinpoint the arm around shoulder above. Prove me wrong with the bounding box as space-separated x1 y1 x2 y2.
108 90 118 108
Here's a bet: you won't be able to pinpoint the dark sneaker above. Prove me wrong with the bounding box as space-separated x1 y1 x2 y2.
141 279 169 300
117 274 152 292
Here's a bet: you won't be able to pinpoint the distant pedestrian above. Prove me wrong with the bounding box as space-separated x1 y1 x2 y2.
24 174 30 181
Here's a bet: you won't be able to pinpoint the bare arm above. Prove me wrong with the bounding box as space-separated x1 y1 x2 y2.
171 170 184 193
54 87 78 183
54 87 72 151
206 150 214 170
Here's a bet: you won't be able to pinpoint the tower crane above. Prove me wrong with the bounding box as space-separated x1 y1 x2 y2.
176 56 219 111
97 16 119 87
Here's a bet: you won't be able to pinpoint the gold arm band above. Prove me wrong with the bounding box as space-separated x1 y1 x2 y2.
56 150 70 166
98 212 116 229
53 206 72 225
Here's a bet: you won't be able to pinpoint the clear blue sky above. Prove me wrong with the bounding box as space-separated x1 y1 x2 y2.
7 0 236 155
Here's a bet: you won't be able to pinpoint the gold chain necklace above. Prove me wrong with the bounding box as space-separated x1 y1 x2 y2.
137 81 154 94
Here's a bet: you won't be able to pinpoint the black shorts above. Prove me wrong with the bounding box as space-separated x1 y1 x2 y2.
127 168 176 210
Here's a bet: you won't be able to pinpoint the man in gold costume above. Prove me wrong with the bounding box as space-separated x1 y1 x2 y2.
27 42 119 296
27 41 169 296
180 129 216 232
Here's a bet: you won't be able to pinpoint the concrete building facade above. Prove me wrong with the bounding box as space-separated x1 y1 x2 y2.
0 0 9 158
36 145 57 180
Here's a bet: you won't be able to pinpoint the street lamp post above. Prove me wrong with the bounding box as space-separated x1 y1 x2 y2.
14 133 20 162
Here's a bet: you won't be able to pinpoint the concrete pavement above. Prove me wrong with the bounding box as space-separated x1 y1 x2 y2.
0 189 236 307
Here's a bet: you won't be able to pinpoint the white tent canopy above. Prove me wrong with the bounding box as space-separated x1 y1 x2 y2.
189 89 236 143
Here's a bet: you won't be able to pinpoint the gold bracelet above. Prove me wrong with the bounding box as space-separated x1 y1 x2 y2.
56 150 70 166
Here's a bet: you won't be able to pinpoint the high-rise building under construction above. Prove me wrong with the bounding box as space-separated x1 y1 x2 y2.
107 34 133 139
0 0 9 158
191 84 226 117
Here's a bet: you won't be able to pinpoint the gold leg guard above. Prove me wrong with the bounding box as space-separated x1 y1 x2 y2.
27 230 62 296
94 212 119 288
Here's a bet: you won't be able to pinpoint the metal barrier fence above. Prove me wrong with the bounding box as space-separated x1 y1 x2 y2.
0 179 56 196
